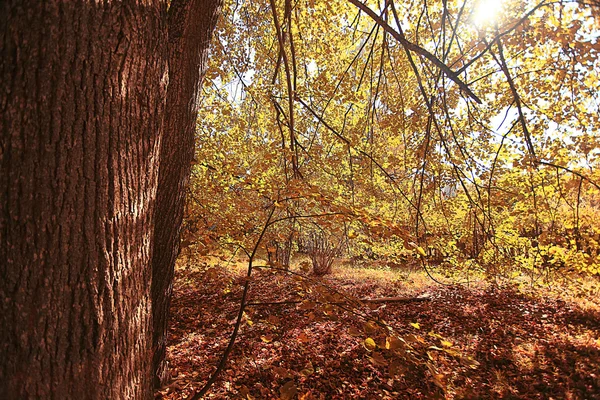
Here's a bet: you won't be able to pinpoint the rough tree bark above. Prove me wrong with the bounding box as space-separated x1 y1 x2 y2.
0 1 168 397
0 0 220 398
152 0 222 387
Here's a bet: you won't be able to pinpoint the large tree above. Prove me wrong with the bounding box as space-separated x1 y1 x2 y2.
0 0 220 398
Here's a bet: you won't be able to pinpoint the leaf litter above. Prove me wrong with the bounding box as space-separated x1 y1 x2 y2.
157 262 600 399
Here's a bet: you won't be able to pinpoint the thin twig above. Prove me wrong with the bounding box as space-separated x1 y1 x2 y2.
247 294 431 306
347 0 482 103
193 206 276 399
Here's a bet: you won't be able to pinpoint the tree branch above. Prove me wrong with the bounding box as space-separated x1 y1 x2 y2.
346 0 482 104
247 294 431 306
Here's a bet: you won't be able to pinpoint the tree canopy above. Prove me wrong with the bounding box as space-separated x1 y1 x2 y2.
185 0 600 279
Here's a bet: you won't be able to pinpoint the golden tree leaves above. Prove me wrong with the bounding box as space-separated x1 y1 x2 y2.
188 0 600 299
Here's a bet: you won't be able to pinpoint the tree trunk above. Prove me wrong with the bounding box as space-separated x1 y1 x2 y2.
0 1 168 398
151 0 221 387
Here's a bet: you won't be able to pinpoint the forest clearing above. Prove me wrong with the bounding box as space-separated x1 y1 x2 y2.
156 255 600 399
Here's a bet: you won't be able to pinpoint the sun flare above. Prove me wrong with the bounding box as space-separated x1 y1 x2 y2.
473 0 504 26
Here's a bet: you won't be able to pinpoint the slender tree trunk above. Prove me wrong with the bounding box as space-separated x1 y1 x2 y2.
152 0 222 387
0 1 168 398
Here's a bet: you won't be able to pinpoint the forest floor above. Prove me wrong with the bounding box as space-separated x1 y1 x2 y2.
156 255 600 399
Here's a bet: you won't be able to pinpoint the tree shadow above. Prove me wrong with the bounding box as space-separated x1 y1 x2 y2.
162 269 600 399
384 286 600 399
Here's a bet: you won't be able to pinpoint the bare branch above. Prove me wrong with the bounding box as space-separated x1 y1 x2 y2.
347 0 482 104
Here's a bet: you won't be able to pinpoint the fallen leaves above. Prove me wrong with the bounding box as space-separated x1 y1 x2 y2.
158 264 600 399
299 361 315 377
260 335 274 343
363 337 377 351
279 381 297 400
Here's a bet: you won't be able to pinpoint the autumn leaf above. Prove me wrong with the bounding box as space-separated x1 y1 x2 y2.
363 337 377 351
369 351 388 366
260 335 273 343
386 335 405 350
460 356 481 369
348 326 362 337
297 332 310 343
299 361 315 377
363 321 378 334
240 385 256 400
405 334 426 345
272 366 293 379
298 301 316 311
279 381 297 400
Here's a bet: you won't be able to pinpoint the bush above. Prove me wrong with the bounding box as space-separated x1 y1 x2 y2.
305 232 342 276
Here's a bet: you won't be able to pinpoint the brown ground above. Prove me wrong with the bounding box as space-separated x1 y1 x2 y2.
156 259 600 399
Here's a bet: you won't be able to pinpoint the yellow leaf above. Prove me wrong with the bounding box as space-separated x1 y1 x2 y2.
298 391 314 400
363 337 377 351
427 362 446 391
405 334 426 345
443 348 460 357
410 322 420 329
428 331 443 339
298 300 316 310
363 321 378 334
260 335 273 343
460 356 480 369
432 373 446 390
